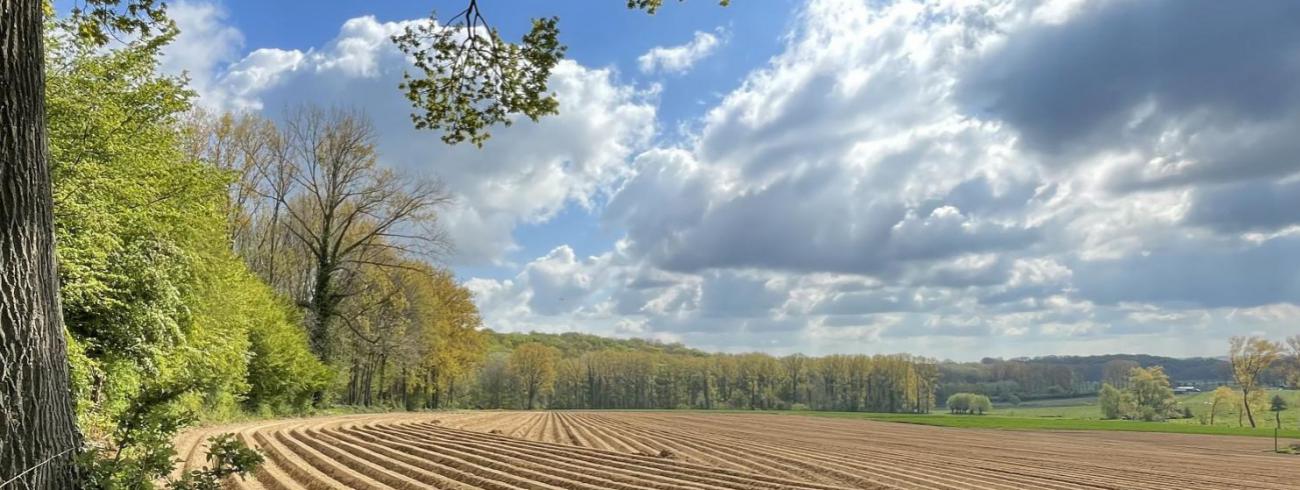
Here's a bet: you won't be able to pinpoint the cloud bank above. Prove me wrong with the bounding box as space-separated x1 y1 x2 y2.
172 0 1300 359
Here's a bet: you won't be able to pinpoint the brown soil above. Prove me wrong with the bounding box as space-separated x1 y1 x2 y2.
175 411 1297 489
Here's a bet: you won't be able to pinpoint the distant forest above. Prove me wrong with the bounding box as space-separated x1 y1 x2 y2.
413 331 1237 410
939 354 1231 403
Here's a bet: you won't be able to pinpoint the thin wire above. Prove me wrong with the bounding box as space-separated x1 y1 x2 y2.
0 447 77 489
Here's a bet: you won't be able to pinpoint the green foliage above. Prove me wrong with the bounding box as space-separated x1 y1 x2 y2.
47 27 228 437
972 394 993 415
167 434 263 490
47 29 204 363
393 4 564 146
626 0 731 14
1272 394 1288 412
1095 367 1177 421
44 15 314 484
508 343 560 409
78 384 198 489
66 0 171 47
1098 383 1124 419
244 298 333 413
549 351 935 412
938 354 1229 404
1127 366 1176 421
946 393 992 415
800 411 1300 439
392 0 731 146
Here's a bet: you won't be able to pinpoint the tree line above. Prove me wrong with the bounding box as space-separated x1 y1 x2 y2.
188 106 487 412
454 341 940 413
1091 336 1300 427
937 353 1233 404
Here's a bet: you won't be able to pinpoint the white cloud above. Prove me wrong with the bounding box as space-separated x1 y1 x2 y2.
160 1 244 106
182 14 656 265
462 0 1300 358
638 29 725 75
173 0 1300 359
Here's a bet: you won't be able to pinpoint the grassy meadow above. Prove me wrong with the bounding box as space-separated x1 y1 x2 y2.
753 389 1300 439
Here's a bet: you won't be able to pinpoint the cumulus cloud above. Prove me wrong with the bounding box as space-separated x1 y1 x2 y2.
180 14 656 265
160 1 244 105
638 29 725 75
469 0 1300 358
179 0 1300 358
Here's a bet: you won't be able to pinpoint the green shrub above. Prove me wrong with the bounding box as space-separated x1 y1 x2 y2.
1098 383 1124 419
168 434 263 490
946 393 991 415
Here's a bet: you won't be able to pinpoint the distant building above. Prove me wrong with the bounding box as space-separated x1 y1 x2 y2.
1173 386 1200 394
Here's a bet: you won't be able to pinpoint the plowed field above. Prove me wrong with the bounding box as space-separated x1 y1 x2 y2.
174 411 1295 489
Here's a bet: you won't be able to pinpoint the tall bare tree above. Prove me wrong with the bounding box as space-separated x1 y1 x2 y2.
269 106 451 361
184 111 303 291
182 110 276 245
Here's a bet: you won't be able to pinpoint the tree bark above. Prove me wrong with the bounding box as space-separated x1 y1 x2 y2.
1243 389 1258 428
308 262 334 361
0 1 84 487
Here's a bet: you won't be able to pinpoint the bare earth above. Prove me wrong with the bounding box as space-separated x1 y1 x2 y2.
174 411 1295 489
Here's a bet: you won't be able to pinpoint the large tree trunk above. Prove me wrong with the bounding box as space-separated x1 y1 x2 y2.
308 262 334 361
0 1 83 487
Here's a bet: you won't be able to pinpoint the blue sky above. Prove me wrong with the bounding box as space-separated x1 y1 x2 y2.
211 0 794 127
155 0 1300 360
167 0 796 280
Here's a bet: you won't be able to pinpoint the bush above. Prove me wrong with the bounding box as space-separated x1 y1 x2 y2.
1139 406 1162 422
946 393 992 415
971 395 992 415
1098 383 1124 419
168 434 263 490
79 384 262 489
243 290 331 413
947 393 970 414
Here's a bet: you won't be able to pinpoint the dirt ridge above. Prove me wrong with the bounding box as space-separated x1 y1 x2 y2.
178 411 1297 489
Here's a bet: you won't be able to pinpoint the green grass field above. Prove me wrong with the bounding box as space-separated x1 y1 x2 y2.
993 389 1300 425
750 388 1300 439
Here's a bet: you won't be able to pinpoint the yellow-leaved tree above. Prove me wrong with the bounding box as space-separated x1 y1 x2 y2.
415 266 486 409
1229 336 1282 428
1209 385 1235 426
509 343 560 410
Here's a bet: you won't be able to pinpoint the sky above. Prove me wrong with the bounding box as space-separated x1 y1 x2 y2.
153 0 1300 360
